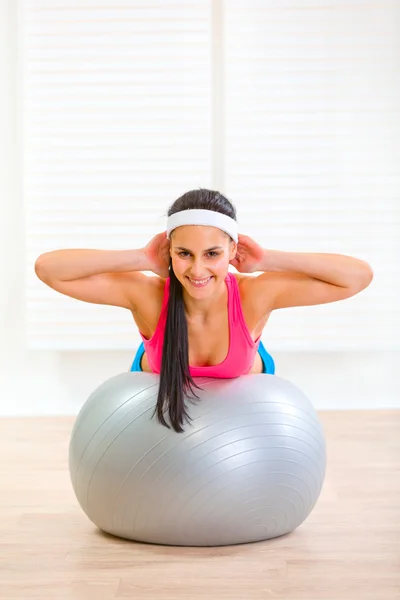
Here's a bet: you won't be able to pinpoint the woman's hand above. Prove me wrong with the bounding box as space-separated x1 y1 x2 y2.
229 234 266 273
142 232 170 278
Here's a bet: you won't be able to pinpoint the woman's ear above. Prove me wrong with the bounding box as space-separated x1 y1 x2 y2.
229 240 237 260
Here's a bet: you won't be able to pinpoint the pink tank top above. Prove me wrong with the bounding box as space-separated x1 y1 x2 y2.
139 273 261 378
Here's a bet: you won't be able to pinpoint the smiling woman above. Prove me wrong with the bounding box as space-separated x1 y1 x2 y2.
129 189 373 432
141 189 273 433
35 187 373 434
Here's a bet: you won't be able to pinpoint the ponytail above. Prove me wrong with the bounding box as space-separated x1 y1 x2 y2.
152 187 237 432
153 259 202 433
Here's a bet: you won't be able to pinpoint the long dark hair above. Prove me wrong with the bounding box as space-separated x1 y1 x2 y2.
153 188 237 433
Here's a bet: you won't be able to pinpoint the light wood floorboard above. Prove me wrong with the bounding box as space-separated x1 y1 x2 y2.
0 411 399 599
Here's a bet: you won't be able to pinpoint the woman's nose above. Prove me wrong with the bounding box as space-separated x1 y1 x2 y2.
189 258 206 277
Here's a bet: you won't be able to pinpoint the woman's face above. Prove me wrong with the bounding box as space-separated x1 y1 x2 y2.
170 225 237 294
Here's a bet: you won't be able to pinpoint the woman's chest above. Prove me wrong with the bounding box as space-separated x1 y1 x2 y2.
186 307 270 368
187 318 230 367
131 275 272 366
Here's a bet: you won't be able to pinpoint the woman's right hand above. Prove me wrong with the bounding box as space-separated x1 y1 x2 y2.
142 232 171 278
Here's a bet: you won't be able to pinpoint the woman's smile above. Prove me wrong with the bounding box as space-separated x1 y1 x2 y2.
186 276 213 288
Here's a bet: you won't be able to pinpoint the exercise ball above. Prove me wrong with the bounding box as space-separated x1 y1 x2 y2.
69 372 326 547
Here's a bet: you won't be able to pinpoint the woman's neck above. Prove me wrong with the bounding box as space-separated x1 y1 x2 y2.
183 277 228 321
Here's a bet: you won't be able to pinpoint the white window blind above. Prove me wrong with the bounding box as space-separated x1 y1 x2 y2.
223 0 399 351
24 0 399 351
23 0 213 350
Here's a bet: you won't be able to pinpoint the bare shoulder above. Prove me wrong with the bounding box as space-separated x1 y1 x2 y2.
232 272 276 310
229 272 277 338
128 274 167 339
234 273 278 301
130 273 166 307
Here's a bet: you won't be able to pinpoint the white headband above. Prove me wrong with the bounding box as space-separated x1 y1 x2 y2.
167 209 238 243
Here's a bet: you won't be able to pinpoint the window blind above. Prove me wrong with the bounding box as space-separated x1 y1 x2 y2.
24 0 213 350
24 0 399 350
223 0 399 350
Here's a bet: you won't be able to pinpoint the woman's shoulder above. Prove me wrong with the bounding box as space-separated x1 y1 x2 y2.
231 271 275 291
141 274 168 303
128 274 167 339
231 272 262 293
230 272 247 284
231 272 276 315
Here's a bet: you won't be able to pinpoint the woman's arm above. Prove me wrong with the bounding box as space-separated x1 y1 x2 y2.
231 234 373 312
256 248 373 310
34 232 170 310
34 249 152 311
34 248 150 282
256 248 373 290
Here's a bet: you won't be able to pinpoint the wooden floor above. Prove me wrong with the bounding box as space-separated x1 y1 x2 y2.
0 411 399 600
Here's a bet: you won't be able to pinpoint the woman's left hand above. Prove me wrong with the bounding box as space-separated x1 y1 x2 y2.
229 234 266 273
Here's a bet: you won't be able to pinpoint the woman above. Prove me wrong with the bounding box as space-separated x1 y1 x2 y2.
34 188 373 432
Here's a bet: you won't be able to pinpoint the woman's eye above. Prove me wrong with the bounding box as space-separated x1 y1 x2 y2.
178 251 220 258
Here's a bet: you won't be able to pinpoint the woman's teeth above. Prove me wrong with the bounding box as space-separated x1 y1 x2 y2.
188 276 212 287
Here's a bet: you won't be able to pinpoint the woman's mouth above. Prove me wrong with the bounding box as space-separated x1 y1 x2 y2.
186 276 213 288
